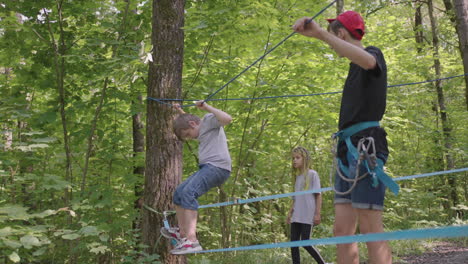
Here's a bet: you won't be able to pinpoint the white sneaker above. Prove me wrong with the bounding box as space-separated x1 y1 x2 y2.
170 238 203 254
160 227 182 240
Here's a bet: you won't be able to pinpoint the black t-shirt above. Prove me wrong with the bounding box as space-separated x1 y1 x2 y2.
338 46 387 130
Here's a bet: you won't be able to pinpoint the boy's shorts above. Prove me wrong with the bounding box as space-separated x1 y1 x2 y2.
173 163 230 210
334 127 389 211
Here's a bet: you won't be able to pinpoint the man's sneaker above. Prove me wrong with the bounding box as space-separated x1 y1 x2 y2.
170 238 203 254
160 227 181 240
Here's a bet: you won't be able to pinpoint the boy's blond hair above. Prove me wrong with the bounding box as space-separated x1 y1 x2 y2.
173 114 201 139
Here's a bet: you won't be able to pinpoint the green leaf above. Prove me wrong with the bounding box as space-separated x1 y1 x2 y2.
0 205 30 220
0 227 15 237
62 233 80 240
2 238 22 249
80 226 99 236
33 247 47 256
89 245 108 254
31 209 57 218
8 252 20 263
31 137 57 143
99 233 109 242
20 235 41 249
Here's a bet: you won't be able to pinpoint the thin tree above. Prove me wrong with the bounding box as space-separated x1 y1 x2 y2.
414 0 424 54
442 0 468 110
141 0 186 263
427 0 459 216
336 0 344 15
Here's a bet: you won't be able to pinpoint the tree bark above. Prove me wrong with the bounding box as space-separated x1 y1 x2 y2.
142 0 185 263
427 0 459 215
414 2 424 54
133 93 145 209
336 0 344 15
46 0 73 208
46 1 76 263
443 0 468 110
454 0 468 110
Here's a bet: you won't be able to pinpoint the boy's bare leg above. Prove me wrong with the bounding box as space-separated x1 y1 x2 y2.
182 208 198 242
334 203 359 264
358 209 392 264
175 205 186 238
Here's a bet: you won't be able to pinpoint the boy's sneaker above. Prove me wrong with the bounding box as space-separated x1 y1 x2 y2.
160 227 182 241
170 238 203 254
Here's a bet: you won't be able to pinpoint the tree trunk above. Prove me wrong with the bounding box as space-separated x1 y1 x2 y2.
45 1 76 263
142 0 185 263
336 0 344 15
455 0 468 110
46 0 73 209
427 0 459 216
414 2 424 54
133 93 145 211
132 92 145 246
443 0 468 110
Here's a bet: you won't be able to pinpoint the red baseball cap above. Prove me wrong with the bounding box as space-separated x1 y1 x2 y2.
326 11 365 40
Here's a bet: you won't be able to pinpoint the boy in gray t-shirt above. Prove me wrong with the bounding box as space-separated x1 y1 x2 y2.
161 101 232 255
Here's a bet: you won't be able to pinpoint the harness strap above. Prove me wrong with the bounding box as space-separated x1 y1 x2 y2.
335 121 399 195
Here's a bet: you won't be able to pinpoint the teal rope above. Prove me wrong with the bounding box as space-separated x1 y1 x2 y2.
196 225 468 254
198 167 468 209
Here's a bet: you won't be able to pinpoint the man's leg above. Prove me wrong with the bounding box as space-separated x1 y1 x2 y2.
334 203 359 264
357 209 392 264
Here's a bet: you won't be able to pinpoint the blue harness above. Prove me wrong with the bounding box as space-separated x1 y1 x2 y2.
335 121 399 195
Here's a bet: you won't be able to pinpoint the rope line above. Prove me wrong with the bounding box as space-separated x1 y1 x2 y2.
147 73 468 105
146 0 337 108
196 225 468 254
202 0 337 103
198 167 468 209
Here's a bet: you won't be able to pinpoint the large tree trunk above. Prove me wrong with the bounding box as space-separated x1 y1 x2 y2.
443 0 468 110
141 0 185 263
427 0 459 216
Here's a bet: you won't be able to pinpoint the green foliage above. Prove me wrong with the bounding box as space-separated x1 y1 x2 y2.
0 0 466 263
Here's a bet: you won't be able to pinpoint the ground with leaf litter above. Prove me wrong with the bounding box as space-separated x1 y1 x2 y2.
394 241 468 264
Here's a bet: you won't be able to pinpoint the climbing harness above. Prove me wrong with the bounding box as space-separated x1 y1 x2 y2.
331 121 400 195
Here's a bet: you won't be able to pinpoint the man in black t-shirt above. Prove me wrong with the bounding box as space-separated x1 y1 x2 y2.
293 11 392 264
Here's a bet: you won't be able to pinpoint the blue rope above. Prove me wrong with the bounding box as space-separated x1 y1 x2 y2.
395 167 468 181
198 167 468 209
147 0 337 108
196 225 468 254
147 73 468 105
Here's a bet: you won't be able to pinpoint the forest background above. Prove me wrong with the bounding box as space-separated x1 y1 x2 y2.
0 0 467 263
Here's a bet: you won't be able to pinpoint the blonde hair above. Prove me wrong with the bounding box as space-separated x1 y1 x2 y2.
173 114 200 139
292 146 312 191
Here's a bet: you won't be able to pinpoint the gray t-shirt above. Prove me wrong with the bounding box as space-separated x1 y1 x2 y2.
291 169 321 225
197 113 231 171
